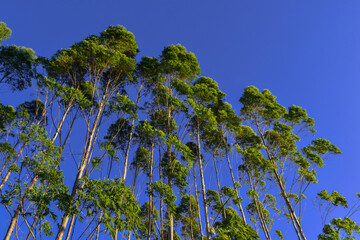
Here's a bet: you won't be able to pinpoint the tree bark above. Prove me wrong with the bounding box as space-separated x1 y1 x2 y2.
147 142 155 240
196 122 211 239
193 167 204 239
122 83 143 182
56 97 106 240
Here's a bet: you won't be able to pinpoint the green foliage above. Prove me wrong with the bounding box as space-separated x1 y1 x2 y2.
0 22 11 43
161 152 188 190
276 229 284 239
153 181 177 215
160 44 200 81
105 117 132 152
240 86 286 123
176 194 201 239
0 102 16 134
213 207 259 240
318 190 348 208
16 99 46 124
137 201 159 239
318 217 360 240
79 178 143 239
0 45 37 90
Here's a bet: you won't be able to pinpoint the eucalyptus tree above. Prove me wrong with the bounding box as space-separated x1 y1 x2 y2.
54 25 139 240
316 191 360 240
206 187 259 240
132 120 165 240
0 22 350 240
196 77 248 225
175 193 201 239
157 44 200 240
121 56 161 182
236 125 275 239
238 86 341 240
0 22 37 91
3 109 69 240
186 76 225 239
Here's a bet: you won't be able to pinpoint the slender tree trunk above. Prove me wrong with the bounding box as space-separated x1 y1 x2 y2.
213 156 226 219
1 98 71 190
256 123 306 240
166 87 174 240
0 143 27 190
222 132 247 223
127 165 140 240
56 98 106 240
188 174 194 240
122 84 143 182
65 215 76 240
4 104 73 240
159 146 164 240
247 171 271 240
4 175 39 240
52 101 73 143
196 121 211 239
147 142 154 240
193 167 204 239
26 214 37 240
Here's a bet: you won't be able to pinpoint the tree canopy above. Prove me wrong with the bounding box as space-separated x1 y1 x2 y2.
0 22 358 240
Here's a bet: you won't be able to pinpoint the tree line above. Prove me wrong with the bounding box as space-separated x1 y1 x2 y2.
0 22 359 240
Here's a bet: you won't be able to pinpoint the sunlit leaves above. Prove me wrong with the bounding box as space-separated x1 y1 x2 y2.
0 45 36 90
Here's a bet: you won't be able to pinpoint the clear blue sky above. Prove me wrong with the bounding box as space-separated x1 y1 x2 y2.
1 0 360 239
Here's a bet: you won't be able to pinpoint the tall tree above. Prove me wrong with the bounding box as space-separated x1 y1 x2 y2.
238 86 341 240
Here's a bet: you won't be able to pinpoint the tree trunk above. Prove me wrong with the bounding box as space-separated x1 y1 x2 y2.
256 123 306 240
65 215 76 240
188 174 194 240
4 175 39 240
159 146 164 240
221 132 247 223
56 98 106 240
147 142 154 240
122 84 143 182
247 171 271 240
193 167 204 239
213 156 227 219
196 122 211 239
166 87 174 240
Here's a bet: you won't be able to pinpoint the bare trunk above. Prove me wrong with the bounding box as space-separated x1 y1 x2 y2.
127 164 140 240
159 146 164 240
122 84 143 182
95 211 102 240
193 167 204 239
65 215 76 240
52 101 73 143
188 174 194 240
213 156 226 219
147 142 154 240
166 87 174 240
196 121 211 239
56 99 106 240
4 175 39 240
26 215 37 240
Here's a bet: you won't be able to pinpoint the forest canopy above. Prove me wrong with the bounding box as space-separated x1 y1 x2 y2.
0 22 359 240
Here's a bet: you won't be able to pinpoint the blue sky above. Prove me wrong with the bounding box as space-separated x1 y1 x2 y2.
1 0 360 239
